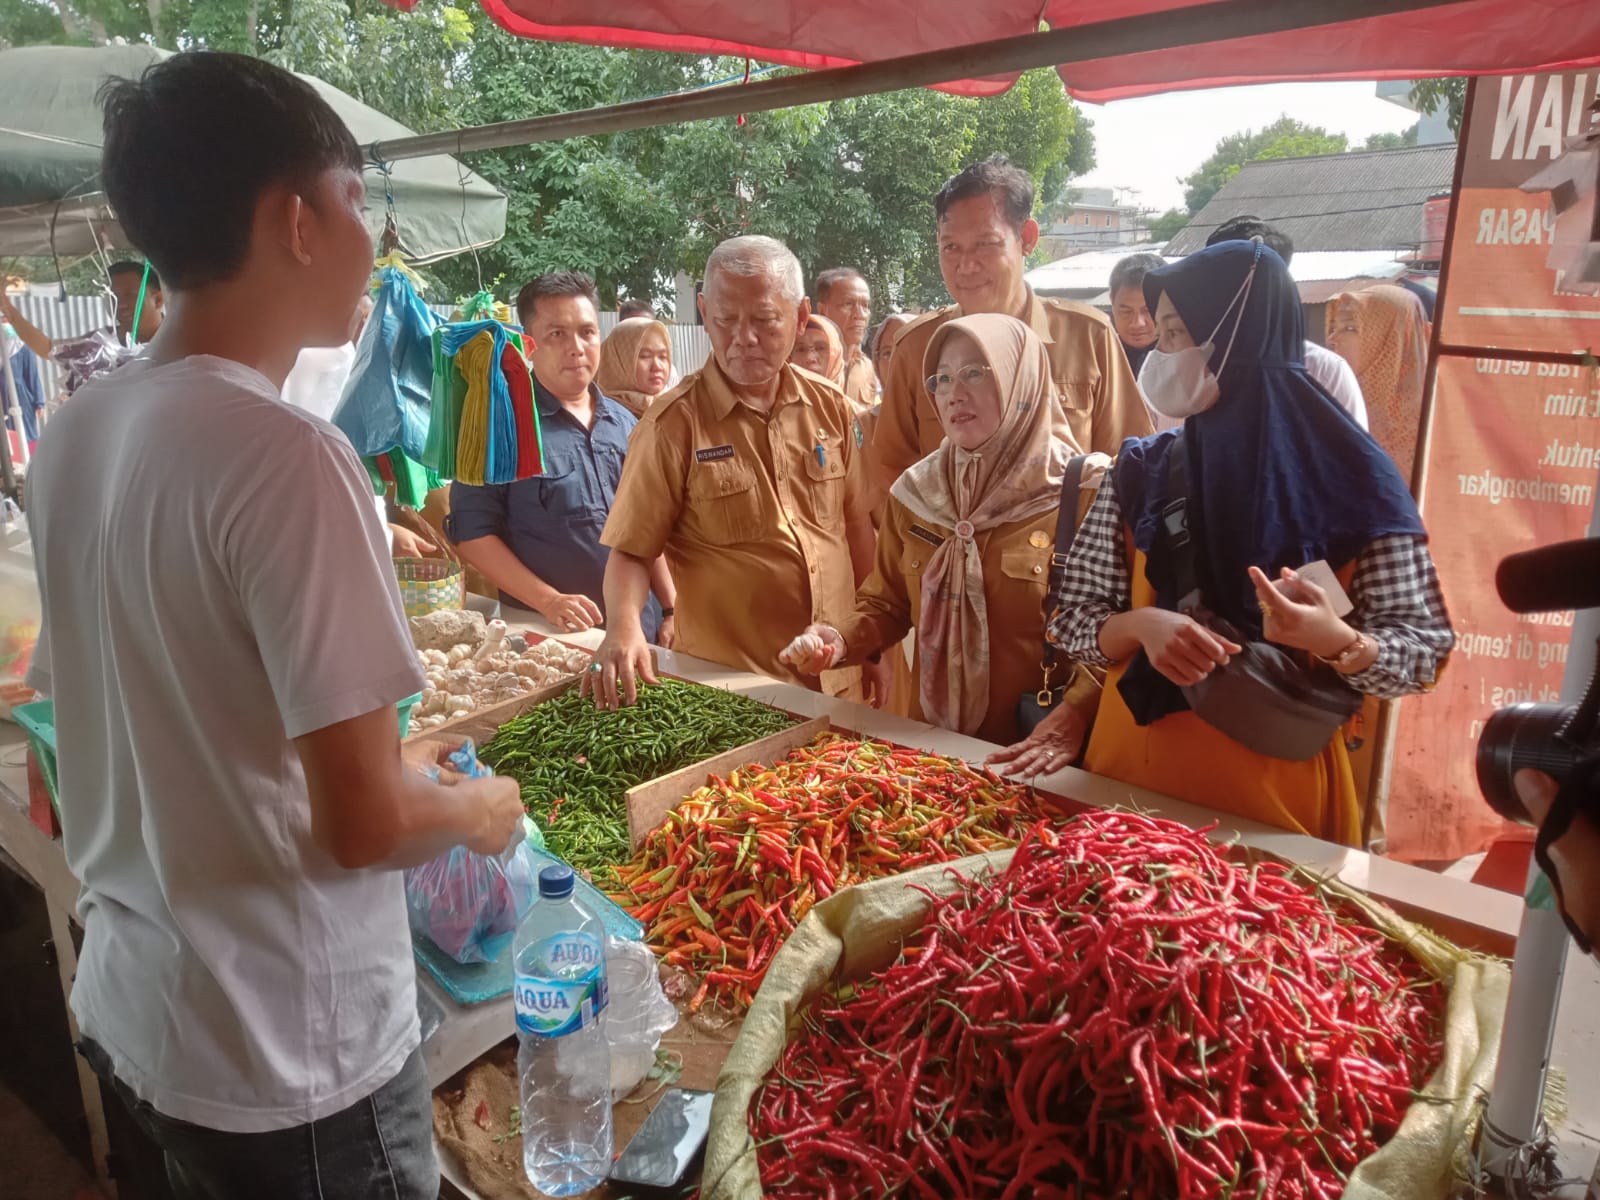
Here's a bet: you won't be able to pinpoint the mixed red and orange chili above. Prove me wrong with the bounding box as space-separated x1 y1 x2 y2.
601 735 1050 1012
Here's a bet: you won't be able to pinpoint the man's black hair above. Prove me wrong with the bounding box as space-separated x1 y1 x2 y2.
1108 253 1165 300
516 270 600 329
934 155 1035 231
108 260 161 291
813 267 866 304
1206 215 1294 265
98 52 361 291
617 298 655 320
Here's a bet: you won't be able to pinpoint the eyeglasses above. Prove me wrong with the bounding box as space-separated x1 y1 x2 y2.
924 364 993 396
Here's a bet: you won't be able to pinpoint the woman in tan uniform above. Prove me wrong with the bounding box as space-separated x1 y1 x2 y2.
596 316 674 417
781 313 1100 763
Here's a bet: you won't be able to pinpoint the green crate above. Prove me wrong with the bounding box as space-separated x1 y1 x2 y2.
12 698 58 817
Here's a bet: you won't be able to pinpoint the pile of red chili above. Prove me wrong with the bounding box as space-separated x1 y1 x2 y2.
602 736 1048 1012
752 812 1446 1200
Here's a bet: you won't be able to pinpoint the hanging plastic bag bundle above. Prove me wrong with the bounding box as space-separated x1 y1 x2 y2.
422 327 464 479
333 266 440 462
403 740 540 965
429 308 543 485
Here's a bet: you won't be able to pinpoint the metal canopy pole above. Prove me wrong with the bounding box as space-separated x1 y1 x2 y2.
369 0 1469 163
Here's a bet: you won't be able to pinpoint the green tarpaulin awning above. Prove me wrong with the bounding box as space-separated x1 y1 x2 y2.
0 43 506 263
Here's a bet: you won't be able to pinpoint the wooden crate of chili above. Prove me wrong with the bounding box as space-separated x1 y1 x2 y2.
414 672 807 875
600 735 1066 1013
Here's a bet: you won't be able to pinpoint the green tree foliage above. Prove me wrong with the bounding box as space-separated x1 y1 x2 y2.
1180 116 1348 214
2 0 1096 313
1361 124 1420 151
1408 77 1466 135
1146 208 1190 243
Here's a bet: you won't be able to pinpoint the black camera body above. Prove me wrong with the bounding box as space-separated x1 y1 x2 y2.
1475 536 1600 824
1478 695 1600 824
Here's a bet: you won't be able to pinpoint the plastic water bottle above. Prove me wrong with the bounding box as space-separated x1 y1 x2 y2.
515 864 613 1196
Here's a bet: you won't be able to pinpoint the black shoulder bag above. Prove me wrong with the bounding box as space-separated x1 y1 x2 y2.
1016 454 1089 737
1161 433 1364 762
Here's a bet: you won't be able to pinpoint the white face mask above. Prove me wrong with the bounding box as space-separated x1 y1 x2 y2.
1140 342 1219 419
1137 254 1260 421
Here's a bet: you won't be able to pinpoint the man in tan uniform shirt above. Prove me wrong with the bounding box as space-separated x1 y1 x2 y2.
590 236 884 708
813 266 878 414
871 155 1152 493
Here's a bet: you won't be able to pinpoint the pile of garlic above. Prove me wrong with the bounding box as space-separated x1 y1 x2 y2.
409 621 592 733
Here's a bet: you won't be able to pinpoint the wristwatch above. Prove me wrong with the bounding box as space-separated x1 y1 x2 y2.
660 606 675 618
1316 632 1369 671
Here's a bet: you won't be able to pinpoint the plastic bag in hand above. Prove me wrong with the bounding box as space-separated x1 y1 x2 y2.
402 740 537 964
333 267 440 461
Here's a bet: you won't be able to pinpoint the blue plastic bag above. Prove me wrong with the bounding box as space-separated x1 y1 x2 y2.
403 741 540 965
333 267 440 462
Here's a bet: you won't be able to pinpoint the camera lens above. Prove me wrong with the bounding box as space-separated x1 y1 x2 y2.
1476 702 1581 823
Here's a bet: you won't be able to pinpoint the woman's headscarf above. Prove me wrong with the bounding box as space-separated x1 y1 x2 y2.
1328 286 1430 483
802 313 847 386
891 314 1082 735
596 317 672 417
1115 241 1426 726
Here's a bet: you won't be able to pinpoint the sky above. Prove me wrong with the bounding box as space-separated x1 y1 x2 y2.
1071 80 1426 214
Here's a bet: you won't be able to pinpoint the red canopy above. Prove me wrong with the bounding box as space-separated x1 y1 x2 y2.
439 0 1600 100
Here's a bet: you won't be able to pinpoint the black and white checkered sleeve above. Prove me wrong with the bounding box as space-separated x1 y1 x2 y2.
1044 480 1129 668
1342 535 1455 699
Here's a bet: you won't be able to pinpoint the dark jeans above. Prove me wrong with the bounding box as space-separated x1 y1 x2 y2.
79 1039 439 1200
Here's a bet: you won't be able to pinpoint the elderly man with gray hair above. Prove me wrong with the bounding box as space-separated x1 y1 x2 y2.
588 235 882 708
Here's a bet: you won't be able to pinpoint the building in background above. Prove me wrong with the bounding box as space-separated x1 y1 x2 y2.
1040 187 1150 254
1376 80 1456 145
1162 144 1454 338
1025 242 1173 308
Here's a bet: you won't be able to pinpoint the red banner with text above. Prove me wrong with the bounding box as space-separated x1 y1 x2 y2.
1388 71 1600 863
1389 357 1597 861
1438 71 1600 353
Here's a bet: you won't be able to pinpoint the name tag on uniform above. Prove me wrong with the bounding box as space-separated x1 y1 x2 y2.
908 523 944 547
695 444 736 463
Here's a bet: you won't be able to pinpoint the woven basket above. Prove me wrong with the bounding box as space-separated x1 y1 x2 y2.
394 556 464 617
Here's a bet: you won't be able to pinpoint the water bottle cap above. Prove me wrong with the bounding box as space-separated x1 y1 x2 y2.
537 864 575 899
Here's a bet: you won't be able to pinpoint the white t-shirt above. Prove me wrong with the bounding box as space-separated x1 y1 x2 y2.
1303 341 1369 430
282 343 391 546
281 343 356 422
26 356 425 1132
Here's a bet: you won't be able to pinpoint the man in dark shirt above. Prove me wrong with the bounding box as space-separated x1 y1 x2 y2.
448 271 675 643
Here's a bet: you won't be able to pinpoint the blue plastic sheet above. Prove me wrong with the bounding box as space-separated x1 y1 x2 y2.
333 267 440 461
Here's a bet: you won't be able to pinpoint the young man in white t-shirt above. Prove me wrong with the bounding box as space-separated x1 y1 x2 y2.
25 51 522 1199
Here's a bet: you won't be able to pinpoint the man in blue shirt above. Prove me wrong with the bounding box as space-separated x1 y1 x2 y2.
449 271 675 643
1 326 44 449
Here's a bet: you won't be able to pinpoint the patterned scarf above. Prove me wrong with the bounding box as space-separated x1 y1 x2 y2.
1328 286 1430 482
890 314 1080 735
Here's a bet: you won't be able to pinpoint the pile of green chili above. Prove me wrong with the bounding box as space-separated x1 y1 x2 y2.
478 680 797 871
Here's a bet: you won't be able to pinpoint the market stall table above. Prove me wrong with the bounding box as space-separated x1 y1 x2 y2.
4 608 1600 1197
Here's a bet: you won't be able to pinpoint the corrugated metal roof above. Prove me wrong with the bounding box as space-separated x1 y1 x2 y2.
1165 144 1457 256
